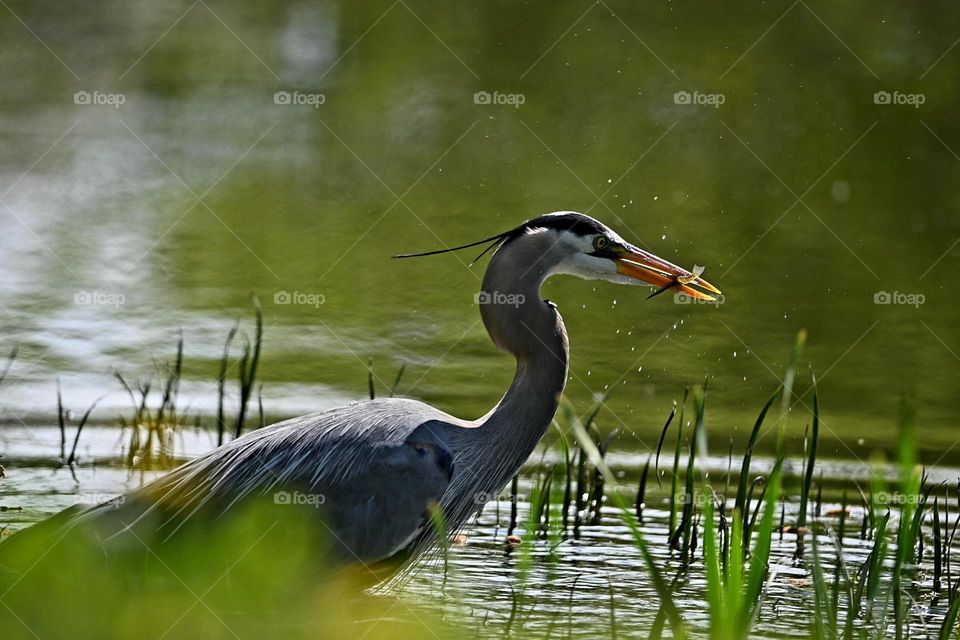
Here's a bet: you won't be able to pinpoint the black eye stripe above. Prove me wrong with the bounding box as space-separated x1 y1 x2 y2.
498 212 613 252
509 212 607 240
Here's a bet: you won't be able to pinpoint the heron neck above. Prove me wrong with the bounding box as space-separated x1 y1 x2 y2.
474 243 570 455
482 338 568 444
432 238 570 537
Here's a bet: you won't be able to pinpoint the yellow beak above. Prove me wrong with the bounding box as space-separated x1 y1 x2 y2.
615 245 722 301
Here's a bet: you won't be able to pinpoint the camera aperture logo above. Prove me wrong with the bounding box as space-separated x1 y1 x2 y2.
873 90 924 108
274 490 325 507
74 90 126 108
274 90 326 109
273 290 325 307
674 90 725 108
74 290 125 308
475 290 525 308
474 91 525 108
874 290 924 308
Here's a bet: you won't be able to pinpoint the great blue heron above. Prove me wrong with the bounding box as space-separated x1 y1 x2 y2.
3 211 719 571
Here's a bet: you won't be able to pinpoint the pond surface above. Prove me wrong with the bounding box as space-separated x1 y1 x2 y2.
1 1 959 463
2 2 960 637
1 425 959 638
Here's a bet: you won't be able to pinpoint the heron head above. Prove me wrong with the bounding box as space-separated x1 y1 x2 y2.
503 211 721 301
395 210 720 302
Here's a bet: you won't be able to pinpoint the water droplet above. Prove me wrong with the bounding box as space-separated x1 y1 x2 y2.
831 179 850 203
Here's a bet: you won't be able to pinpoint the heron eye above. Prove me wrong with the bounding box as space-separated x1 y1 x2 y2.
593 236 609 251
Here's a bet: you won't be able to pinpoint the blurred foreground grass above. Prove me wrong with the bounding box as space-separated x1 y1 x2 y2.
0 499 452 639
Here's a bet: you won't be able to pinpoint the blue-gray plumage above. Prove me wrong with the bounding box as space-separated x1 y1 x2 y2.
2 211 720 571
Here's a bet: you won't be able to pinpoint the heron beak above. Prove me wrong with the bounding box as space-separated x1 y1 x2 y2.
615 245 722 301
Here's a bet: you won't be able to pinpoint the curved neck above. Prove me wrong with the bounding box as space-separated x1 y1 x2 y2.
466 236 570 479
435 233 573 534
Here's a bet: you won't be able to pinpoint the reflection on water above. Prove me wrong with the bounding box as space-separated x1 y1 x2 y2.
1 425 958 638
1 6 959 456
4 2 960 637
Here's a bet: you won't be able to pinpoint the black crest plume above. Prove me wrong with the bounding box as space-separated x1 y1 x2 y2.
392 212 607 265
392 230 514 265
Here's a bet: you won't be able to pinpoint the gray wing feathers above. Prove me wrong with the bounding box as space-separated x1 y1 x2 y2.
71 398 457 562
320 438 453 560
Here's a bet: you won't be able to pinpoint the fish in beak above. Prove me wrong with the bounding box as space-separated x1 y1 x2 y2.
615 244 722 301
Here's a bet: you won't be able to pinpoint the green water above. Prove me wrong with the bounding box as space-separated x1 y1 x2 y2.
1 1 959 462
